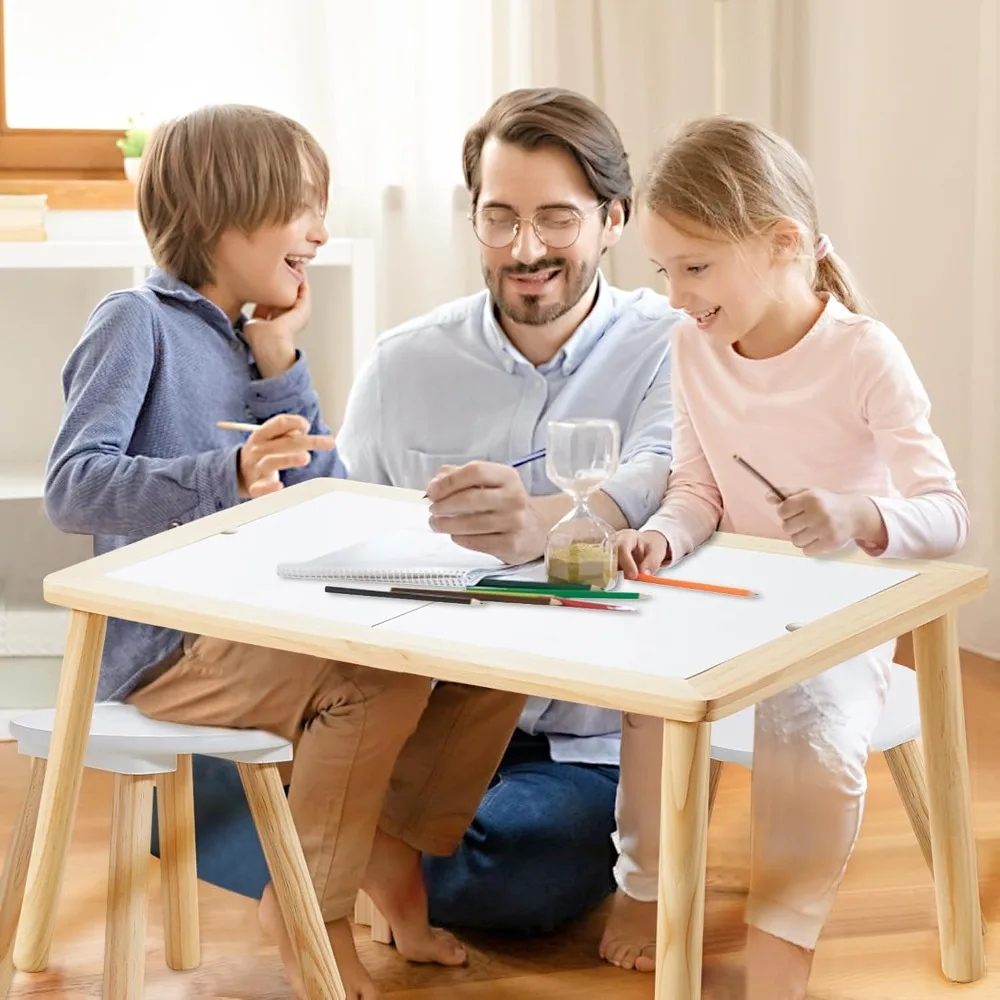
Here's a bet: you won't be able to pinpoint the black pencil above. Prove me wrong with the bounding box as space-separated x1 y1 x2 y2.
732 454 788 502
324 585 482 605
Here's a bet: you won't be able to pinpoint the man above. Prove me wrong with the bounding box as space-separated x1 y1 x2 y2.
336 86 684 936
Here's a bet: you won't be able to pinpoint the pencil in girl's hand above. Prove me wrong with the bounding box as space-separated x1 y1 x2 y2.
732 454 788 501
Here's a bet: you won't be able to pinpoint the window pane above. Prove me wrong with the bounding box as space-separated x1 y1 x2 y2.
3 0 318 130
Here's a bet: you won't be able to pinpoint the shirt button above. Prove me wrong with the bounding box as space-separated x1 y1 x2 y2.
230 341 240 351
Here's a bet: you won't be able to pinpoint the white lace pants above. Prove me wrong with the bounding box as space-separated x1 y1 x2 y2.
613 641 894 949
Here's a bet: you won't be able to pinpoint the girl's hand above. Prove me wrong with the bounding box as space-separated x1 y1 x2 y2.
616 529 670 579
771 488 887 555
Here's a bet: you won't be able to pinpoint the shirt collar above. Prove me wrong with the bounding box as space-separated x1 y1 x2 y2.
144 267 246 337
480 271 617 376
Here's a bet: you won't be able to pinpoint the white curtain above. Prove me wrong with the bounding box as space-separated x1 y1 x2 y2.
16 0 996 652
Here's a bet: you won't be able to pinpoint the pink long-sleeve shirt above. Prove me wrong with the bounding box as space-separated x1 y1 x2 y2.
645 295 969 563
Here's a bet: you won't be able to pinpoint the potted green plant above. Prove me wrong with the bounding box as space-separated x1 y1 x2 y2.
117 116 149 182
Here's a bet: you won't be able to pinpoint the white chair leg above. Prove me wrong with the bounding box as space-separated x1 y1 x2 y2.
237 761 345 999
354 891 392 945
0 758 46 999
884 738 987 936
104 773 155 1000
156 755 200 970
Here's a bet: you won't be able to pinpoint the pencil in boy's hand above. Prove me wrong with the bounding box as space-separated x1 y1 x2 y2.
635 573 757 598
217 420 261 432
732 454 788 502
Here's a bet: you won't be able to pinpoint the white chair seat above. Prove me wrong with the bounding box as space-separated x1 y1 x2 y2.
710 661 920 767
10 702 292 775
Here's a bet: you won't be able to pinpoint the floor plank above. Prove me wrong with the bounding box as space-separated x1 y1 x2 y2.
2 649 997 997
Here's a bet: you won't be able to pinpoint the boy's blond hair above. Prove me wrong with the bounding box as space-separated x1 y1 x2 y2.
137 104 329 289
641 116 866 313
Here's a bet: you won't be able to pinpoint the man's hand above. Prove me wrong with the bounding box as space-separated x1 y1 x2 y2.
616 529 670 579
237 413 334 499
770 487 888 556
425 461 546 564
242 277 312 378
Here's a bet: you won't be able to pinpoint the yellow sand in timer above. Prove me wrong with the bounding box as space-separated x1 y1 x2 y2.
544 418 621 589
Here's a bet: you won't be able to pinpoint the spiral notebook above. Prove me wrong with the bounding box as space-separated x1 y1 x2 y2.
276 527 531 588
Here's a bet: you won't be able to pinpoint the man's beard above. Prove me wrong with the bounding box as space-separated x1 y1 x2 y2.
484 255 599 327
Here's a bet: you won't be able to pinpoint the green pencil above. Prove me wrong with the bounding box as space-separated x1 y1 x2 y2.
476 577 595 591
473 587 647 600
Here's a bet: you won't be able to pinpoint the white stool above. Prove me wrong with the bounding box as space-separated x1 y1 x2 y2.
0 703 344 999
707 661 986 933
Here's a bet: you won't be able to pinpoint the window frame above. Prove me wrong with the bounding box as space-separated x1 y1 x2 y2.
0 0 124 178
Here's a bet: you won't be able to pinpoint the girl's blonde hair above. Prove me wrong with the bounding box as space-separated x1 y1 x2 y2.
640 116 866 313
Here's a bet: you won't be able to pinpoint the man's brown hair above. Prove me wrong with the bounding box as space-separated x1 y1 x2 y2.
461 87 632 223
137 104 329 289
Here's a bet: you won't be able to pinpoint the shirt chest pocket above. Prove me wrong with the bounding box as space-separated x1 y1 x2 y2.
398 449 481 491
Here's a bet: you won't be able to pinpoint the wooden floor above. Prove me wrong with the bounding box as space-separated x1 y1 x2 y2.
2 647 999 998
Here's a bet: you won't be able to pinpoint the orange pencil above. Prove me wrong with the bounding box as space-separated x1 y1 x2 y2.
635 573 758 598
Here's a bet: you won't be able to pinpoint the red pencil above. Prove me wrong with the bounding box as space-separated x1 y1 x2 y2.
635 573 757 598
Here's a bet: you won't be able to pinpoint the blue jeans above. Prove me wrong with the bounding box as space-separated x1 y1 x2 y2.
151 731 620 934
424 729 619 934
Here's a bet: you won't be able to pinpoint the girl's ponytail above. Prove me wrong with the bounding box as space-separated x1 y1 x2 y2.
813 241 867 314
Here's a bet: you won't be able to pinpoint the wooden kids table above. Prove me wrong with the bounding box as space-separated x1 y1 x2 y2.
4 479 989 999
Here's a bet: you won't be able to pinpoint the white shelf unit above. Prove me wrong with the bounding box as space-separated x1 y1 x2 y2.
0 218 376 737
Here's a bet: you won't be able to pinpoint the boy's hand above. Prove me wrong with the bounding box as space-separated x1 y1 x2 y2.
617 529 669 579
770 488 887 555
243 278 312 378
237 413 335 499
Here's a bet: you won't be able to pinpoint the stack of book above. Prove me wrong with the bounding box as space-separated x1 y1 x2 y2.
0 194 47 241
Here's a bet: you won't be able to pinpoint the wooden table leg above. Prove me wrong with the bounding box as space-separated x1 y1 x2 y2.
14 610 106 973
655 719 711 1000
913 612 985 982
0 759 46 998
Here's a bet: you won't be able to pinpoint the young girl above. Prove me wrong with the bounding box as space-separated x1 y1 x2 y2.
600 116 969 999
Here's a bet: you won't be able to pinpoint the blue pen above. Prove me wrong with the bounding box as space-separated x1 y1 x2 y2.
510 448 546 469
423 448 546 497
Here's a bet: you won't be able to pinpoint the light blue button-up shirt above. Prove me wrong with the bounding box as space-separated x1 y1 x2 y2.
337 273 682 765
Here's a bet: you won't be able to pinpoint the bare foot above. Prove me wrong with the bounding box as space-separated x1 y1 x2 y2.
745 926 813 1000
598 888 657 972
259 883 380 999
362 827 468 967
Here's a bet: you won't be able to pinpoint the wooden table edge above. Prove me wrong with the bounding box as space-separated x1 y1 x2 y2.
689 562 989 720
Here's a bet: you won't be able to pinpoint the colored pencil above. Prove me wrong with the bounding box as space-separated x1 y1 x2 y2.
510 448 546 469
635 573 758 598
423 449 546 497
389 587 636 612
216 420 260 432
325 585 482 605
476 577 594 591
732 453 788 502
474 586 647 600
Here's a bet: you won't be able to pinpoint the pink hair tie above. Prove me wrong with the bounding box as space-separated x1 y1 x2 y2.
815 233 833 261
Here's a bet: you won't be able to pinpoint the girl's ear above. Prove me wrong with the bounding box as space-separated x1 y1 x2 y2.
770 218 802 260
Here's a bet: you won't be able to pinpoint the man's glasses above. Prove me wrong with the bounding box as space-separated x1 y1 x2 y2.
470 203 606 250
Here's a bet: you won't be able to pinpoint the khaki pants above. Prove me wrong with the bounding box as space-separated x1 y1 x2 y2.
128 635 526 921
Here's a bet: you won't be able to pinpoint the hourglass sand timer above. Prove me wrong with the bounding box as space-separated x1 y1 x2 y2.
544 418 621 588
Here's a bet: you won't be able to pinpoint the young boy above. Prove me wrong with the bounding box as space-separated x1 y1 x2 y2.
45 104 526 1000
